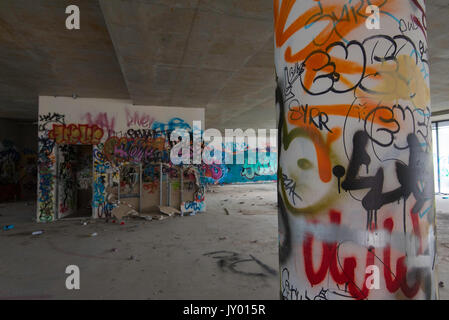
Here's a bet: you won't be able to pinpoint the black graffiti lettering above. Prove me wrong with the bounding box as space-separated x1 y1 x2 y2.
399 18 419 33
281 267 300 300
284 62 305 102
332 165 346 193
300 40 366 96
341 131 432 230
38 112 65 132
305 0 387 46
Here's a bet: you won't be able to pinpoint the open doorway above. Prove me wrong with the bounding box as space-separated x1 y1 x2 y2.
57 144 93 219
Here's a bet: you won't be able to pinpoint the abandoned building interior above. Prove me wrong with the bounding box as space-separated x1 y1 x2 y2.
1 0 449 301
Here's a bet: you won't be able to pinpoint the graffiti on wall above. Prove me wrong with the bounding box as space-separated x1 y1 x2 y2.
103 136 168 164
49 124 104 145
200 143 278 185
82 112 116 138
37 103 206 221
58 145 77 216
37 137 56 221
0 140 37 202
275 0 436 300
0 140 20 185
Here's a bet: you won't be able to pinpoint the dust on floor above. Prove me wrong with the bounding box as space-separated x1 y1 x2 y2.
0 183 279 300
1 183 449 300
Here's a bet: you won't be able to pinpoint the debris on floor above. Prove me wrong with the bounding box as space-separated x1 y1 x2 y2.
148 213 167 221
111 202 138 220
90 232 98 237
131 214 153 221
158 206 181 217
31 230 43 235
440 281 445 288
3 224 14 231
224 208 230 215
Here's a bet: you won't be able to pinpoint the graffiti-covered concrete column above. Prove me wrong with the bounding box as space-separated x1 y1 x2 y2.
275 0 438 299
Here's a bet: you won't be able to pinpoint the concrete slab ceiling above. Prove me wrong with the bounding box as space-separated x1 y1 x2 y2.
0 0 129 120
0 0 448 129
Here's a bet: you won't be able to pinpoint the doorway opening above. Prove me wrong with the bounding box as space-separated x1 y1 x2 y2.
57 144 93 219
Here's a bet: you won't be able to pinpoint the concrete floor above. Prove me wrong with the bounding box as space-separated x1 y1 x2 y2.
1 183 449 300
0 184 279 300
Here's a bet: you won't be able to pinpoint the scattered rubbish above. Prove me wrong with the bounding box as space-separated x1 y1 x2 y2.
443 197 449 200
439 281 445 288
90 232 98 237
31 231 43 236
82 221 88 226
250 240 258 243
128 255 134 260
132 214 153 221
224 208 230 215
219 237 227 240
112 202 138 220
3 225 14 231
120 221 125 225
239 202 245 204
159 206 181 217
148 214 167 221
111 248 118 252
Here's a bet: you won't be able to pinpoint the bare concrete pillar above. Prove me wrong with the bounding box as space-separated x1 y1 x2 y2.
274 0 438 300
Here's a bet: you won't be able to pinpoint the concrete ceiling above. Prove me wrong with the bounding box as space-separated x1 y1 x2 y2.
426 0 449 116
0 0 129 120
0 0 448 130
99 0 274 130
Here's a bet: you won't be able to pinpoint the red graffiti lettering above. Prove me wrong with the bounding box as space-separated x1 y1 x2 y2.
304 210 422 300
82 112 116 137
49 124 104 145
